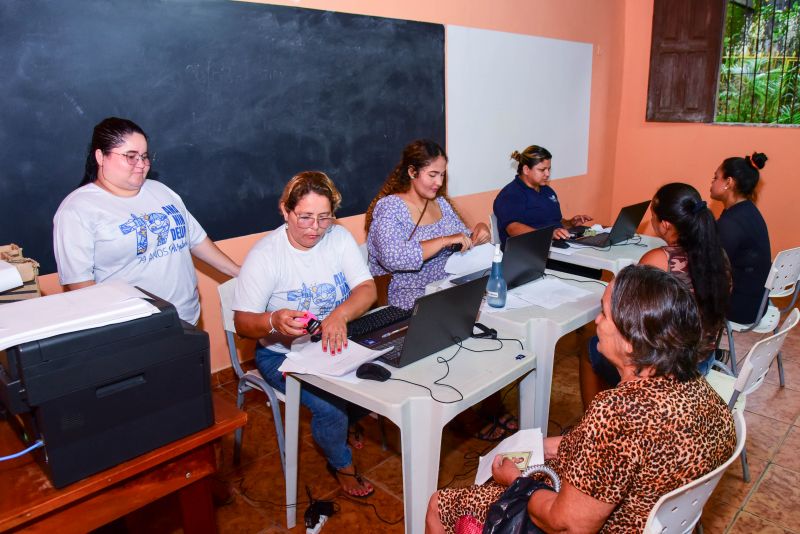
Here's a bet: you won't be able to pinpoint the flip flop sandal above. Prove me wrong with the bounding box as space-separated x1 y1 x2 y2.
475 419 508 442
326 463 374 498
348 425 365 449
498 413 519 432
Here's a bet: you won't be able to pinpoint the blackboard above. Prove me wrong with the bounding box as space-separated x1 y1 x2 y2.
0 0 445 274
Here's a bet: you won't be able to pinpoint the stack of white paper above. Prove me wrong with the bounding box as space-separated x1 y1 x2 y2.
279 337 392 377
0 281 159 351
475 428 545 485
444 243 494 274
0 260 23 292
510 278 593 310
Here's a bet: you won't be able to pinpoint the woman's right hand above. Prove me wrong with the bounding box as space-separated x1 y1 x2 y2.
269 309 307 337
443 232 473 252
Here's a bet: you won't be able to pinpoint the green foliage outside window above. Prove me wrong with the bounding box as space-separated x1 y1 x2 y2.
716 0 800 124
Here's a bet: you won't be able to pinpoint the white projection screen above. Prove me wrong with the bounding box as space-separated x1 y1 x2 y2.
445 25 592 197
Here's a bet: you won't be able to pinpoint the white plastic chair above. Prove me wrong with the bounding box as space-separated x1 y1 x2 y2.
489 213 501 245
722 246 800 382
218 278 286 470
706 308 799 482
643 409 746 534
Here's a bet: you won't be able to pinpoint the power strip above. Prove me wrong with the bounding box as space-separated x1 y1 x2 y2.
306 514 328 534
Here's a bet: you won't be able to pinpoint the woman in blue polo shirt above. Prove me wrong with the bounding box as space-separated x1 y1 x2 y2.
493 145 591 247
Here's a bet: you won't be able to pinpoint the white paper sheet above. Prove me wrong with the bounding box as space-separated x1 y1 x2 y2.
510 278 593 310
0 281 159 351
480 293 532 313
444 243 494 274
549 244 576 255
0 261 23 292
475 428 545 485
282 337 393 377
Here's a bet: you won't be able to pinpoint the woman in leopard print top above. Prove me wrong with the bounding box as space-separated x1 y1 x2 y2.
426 265 736 533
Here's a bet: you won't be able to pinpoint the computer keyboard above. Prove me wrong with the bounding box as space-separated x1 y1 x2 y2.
372 337 406 367
347 306 412 339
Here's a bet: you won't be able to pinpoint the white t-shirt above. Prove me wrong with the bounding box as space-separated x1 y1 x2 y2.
53 180 207 324
233 224 372 353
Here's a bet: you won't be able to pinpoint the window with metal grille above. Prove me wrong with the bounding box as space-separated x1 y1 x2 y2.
716 0 800 124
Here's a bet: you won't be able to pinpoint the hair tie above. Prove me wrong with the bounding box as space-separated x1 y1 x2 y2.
692 200 707 214
746 156 759 170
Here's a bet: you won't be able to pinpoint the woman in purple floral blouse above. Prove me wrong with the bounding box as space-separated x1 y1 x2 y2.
365 139 491 309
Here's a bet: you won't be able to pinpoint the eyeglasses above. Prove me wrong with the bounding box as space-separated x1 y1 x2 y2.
293 211 335 229
110 151 154 166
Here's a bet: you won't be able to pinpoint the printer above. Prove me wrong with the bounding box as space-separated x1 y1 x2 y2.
0 292 213 488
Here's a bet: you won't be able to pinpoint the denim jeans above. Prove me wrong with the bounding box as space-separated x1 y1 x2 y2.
588 335 715 387
255 345 352 470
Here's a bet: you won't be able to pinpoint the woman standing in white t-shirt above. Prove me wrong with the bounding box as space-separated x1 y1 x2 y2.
53 117 240 324
233 171 378 498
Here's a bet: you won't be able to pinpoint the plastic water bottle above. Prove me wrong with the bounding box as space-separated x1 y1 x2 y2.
486 244 507 308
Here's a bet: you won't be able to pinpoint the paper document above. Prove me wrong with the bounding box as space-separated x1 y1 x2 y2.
445 243 494 275
475 428 545 485
480 293 531 313
0 261 23 293
0 281 159 351
282 337 393 377
510 278 593 310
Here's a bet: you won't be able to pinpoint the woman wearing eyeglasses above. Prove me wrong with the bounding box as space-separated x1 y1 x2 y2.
53 117 239 324
365 139 491 310
233 171 378 497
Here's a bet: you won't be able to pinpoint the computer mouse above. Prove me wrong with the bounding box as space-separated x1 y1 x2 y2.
551 239 570 249
356 362 392 382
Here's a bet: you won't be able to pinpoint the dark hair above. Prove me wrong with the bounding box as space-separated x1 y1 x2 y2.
364 139 453 232
280 171 342 213
511 145 552 175
80 117 148 186
611 265 702 381
652 183 730 342
720 151 768 198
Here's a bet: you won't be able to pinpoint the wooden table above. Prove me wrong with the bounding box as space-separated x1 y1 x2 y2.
0 391 246 533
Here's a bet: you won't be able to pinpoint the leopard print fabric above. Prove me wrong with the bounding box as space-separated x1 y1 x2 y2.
436 376 735 533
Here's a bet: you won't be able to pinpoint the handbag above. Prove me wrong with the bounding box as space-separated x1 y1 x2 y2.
481 465 560 534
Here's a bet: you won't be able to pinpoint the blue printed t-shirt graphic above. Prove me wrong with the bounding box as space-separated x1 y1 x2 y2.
287 272 351 318
118 204 187 256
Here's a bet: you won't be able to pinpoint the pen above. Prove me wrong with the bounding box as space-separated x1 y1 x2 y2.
381 325 408 339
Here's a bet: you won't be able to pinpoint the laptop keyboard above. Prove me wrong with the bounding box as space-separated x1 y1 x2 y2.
372 337 406 367
571 233 609 247
347 306 412 339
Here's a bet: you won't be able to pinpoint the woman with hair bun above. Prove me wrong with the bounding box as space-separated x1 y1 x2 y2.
710 152 771 324
365 139 491 310
493 145 591 247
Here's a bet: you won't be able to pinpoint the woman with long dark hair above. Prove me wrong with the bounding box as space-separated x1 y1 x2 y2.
365 139 490 310
53 117 239 324
710 152 771 324
580 183 730 408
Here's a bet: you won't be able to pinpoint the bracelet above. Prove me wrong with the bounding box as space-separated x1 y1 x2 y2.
268 312 278 335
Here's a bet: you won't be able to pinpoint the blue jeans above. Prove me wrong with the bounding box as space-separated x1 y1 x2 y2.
588 336 714 387
255 345 352 470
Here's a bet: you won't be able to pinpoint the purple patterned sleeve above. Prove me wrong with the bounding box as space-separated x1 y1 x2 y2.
367 197 424 273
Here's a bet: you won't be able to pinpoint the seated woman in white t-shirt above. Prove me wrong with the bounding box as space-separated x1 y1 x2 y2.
232 171 378 498
53 117 240 324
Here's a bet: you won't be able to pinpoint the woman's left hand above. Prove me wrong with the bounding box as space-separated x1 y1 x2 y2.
471 223 491 245
491 454 521 486
320 310 349 354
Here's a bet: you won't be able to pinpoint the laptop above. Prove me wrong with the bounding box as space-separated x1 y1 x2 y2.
568 200 651 247
450 226 555 289
352 275 488 368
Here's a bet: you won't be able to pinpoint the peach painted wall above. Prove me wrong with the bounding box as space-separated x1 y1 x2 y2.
39 0 627 372
612 0 800 251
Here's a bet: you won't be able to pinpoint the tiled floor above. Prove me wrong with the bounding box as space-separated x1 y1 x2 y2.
103 324 800 534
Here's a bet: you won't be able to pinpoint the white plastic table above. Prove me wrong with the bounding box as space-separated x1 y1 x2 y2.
284 338 535 533
549 234 666 274
470 271 605 430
